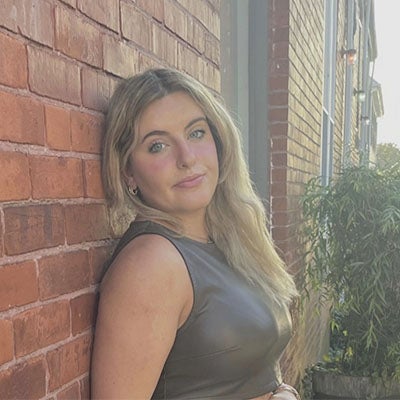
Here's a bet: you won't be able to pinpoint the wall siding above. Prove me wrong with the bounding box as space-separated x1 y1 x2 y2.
0 1 220 398
268 0 348 384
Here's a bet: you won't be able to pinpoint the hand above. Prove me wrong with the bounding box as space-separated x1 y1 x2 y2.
272 392 299 400
272 383 301 400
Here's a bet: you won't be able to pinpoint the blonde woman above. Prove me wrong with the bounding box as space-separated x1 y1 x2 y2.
91 68 300 400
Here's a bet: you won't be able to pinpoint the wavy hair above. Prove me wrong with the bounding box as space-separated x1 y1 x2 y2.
103 68 298 306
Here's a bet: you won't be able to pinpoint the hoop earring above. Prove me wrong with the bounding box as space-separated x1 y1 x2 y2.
128 186 138 196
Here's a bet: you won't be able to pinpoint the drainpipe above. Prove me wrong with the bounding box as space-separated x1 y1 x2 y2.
360 0 372 164
367 59 376 163
343 0 355 166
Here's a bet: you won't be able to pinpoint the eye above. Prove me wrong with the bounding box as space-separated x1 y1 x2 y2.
148 141 166 153
189 129 206 139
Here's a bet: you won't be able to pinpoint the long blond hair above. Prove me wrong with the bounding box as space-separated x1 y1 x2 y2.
103 68 298 306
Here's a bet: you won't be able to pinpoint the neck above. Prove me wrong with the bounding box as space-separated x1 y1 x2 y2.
183 230 214 243
176 212 211 243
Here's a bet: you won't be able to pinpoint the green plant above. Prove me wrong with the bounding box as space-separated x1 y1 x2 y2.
376 142 400 169
299 366 316 400
301 164 400 380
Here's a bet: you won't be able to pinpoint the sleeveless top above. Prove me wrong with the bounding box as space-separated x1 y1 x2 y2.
110 220 292 400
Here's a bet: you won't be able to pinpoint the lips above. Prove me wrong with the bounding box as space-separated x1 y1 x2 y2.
174 173 205 188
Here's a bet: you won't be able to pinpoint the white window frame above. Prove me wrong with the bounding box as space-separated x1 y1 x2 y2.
321 0 338 186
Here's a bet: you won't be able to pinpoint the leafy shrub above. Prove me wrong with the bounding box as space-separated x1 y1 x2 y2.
302 164 400 379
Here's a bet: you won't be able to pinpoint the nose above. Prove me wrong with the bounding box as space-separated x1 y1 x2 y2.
176 141 196 169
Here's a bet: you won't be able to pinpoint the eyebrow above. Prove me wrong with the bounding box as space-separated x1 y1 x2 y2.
140 116 208 143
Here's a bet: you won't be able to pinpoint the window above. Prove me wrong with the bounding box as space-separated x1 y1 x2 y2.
321 0 338 186
220 0 269 200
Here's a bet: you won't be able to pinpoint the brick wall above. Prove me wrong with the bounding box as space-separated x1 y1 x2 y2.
268 0 348 384
0 0 220 398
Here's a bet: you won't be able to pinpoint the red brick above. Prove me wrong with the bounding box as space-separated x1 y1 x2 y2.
30 155 84 199
0 0 54 47
136 0 164 22
60 0 76 7
269 91 289 106
271 167 288 183
0 220 3 258
0 32 27 88
45 105 71 151
269 107 288 122
0 357 46 399
0 90 45 145
0 261 38 311
70 111 104 154
192 21 206 54
80 375 90 399
166 37 178 68
271 225 290 242
84 159 105 198
47 334 92 391
274 0 290 11
270 123 288 138
82 68 117 112
139 53 162 71
109 75 121 95
271 182 287 197
65 204 111 244
89 245 114 284
186 14 195 45
103 35 139 78
270 59 289 75
55 6 102 67
71 292 97 335
0 152 31 201
269 76 289 91
78 0 119 31
204 32 220 64
177 44 199 77
4 204 64 255
57 382 80 400
273 41 289 58
14 301 70 356
191 1 219 39
38 251 90 300
164 0 188 41
271 152 288 167
121 2 152 48
271 212 290 227
152 25 178 67
272 196 288 212
271 137 288 152
28 46 81 105
273 26 289 42
0 319 14 364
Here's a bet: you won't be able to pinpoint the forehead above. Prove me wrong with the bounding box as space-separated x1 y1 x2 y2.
137 92 205 134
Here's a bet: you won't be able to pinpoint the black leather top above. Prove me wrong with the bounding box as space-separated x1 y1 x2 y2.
110 220 292 400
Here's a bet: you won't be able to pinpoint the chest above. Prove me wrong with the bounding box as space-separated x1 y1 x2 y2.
165 249 292 377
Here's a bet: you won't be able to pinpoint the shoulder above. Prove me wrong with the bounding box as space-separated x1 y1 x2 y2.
105 233 185 280
100 233 190 319
92 234 192 398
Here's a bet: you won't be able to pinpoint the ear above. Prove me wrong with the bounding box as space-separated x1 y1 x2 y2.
122 164 137 190
125 175 137 190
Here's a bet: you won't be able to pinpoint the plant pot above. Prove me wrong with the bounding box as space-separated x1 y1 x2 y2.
312 370 400 399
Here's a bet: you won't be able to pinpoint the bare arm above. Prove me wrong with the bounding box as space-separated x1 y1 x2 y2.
91 234 193 399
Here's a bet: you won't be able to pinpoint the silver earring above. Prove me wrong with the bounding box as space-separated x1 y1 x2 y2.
128 186 138 196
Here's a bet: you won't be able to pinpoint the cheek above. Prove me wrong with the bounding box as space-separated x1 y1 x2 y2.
131 157 171 187
199 142 219 170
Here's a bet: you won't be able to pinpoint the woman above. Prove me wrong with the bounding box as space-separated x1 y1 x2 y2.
91 68 300 400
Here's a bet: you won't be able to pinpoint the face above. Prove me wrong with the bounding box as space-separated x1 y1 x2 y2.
126 91 219 223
